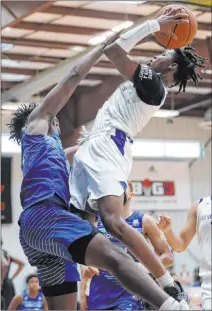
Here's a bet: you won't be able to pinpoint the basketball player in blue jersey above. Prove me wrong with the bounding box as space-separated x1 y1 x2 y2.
9 24 191 311
70 7 206 308
8 274 48 310
158 196 212 310
81 181 173 310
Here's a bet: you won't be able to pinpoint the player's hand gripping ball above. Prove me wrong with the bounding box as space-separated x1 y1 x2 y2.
155 5 198 49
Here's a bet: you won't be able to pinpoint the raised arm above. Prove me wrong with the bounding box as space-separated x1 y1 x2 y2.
26 32 120 136
143 215 173 268
104 9 188 81
157 202 198 253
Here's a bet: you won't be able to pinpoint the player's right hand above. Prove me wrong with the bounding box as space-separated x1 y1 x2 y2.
156 7 189 40
83 266 100 279
157 213 172 232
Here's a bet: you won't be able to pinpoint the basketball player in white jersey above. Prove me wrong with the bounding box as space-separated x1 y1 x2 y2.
70 6 206 305
80 181 175 310
157 196 212 310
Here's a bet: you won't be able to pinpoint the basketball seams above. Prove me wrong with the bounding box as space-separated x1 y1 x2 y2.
155 5 197 49
168 7 189 48
184 7 191 46
167 24 178 48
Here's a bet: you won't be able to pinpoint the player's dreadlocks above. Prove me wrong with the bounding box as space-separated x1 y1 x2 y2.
170 46 208 94
8 102 38 145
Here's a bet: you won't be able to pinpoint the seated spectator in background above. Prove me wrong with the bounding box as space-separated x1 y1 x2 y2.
1 240 25 308
192 267 202 287
179 264 192 290
8 274 48 310
168 267 179 282
1 249 10 310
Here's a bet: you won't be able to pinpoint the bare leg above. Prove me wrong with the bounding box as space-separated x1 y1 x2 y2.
45 292 77 310
99 195 166 278
85 232 168 310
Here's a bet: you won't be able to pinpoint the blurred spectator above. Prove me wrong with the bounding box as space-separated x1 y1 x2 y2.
1 249 10 310
1 240 25 308
192 267 202 287
168 267 179 282
179 263 192 290
8 274 48 310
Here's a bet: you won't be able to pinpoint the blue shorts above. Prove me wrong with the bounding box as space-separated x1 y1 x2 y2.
90 293 143 310
19 198 95 287
113 296 142 310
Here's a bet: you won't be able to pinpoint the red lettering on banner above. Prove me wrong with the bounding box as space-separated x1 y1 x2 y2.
132 180 175 197
1 185 5 211
163 182 175 196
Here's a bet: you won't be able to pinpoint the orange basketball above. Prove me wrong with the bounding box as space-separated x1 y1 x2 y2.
155 5 198 49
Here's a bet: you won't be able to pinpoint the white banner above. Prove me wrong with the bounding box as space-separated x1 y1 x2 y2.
129 161 191 211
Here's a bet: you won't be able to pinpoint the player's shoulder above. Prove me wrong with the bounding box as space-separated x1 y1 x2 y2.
13 294 24 303
197 196 212 207
143 214 156 226
133 209 144 217
189 200 199 214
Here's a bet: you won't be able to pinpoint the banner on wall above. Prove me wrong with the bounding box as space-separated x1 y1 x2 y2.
1 157 12 224
129 161 191 211
184 0 212 6
166 0 212 6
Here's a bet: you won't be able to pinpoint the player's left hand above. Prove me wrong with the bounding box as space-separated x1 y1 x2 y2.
157 213 172 232
83 266 100 279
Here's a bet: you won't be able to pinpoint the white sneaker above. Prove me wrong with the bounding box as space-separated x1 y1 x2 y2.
159 297 190 310
173 299 190 310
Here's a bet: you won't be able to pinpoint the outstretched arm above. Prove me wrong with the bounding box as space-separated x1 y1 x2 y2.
26 32 120 136
143 215 173 268
157 201 198 253
104 8 188 81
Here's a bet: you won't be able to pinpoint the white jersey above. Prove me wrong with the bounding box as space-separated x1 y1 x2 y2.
92 80 167 138
196 196 212 280
71 77 167 212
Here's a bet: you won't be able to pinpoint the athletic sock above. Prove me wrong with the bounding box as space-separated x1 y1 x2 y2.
156 271 175 288
159 297 190 310
159 297 177 310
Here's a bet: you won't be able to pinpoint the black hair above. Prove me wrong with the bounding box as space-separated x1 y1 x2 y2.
170 46 208 94
8 102 38 145
26 273 38 284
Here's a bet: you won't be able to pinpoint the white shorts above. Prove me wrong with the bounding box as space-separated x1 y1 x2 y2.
69 128 133 211
201 279 212 310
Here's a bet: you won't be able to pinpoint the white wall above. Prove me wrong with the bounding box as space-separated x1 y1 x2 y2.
136 117 211 202
189 140 211 201
2 154 36 294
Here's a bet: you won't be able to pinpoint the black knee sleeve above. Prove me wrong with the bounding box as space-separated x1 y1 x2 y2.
42 281 77 297
68 227 99 265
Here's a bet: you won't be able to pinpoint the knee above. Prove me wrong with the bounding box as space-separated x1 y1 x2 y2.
101 214 127 241
103 244 132 273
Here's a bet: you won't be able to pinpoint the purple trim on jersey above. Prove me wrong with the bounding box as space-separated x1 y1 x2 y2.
111 129 133 156
120 181 127 192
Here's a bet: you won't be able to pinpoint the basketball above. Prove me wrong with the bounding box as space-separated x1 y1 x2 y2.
155 5 198 49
